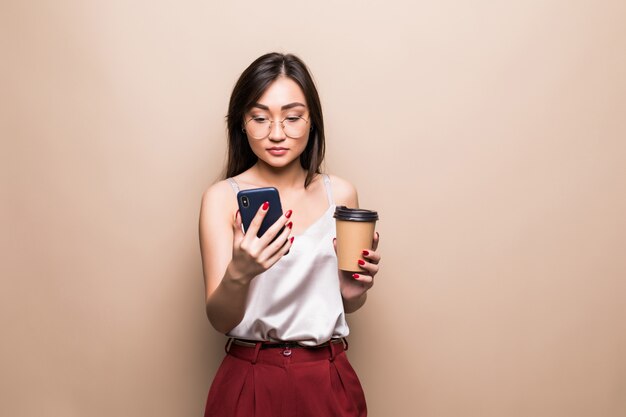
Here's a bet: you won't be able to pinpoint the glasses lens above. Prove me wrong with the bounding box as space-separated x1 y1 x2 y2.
283 117 308 138
247 118 270 139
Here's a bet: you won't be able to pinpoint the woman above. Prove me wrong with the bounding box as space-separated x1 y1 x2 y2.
199 52 381 417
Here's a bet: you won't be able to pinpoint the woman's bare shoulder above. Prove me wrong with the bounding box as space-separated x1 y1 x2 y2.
202 178 235 200
326 174 359 207
201 179 238 219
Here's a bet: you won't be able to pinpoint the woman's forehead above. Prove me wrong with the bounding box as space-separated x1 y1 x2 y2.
255 77 307 109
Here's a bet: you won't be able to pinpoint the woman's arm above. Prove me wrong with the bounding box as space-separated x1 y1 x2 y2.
199 182 248 333
199 182 293 333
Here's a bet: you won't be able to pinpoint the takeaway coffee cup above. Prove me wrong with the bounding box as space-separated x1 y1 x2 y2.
334 206 379 272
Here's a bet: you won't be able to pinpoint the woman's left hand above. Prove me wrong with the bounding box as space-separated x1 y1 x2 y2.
333 232 381 301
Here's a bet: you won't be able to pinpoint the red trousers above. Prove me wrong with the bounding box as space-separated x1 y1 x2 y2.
204 339 367 417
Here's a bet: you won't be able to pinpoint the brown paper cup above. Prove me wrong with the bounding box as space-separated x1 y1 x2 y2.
334 206 379 272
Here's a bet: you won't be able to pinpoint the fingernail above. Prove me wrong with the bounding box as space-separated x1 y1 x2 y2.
358 259 365 266
285 210 293 218
333 238 336 243
362 250 369 256
236 210 240 217
262 201 269 210
352 273 360 279
287 221 293 229
290 236 295 243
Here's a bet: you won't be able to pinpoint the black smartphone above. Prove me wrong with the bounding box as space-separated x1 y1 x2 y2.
237 187 284 238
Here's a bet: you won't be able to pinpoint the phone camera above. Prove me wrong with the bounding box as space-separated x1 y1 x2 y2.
241 196 249 208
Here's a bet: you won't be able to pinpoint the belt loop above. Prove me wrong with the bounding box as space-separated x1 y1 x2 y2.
251 342 262 364
225 338 234 354
328 340 336 362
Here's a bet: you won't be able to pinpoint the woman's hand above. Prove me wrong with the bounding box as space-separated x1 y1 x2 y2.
227 202 294 283
333 232 381 307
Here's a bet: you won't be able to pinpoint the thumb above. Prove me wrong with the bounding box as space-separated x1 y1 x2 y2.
232 210 244 246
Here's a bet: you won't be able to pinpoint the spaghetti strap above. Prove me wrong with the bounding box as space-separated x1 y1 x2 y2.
227 177 240 194
322 174 334 206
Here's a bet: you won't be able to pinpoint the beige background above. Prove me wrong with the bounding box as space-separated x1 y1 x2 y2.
2 1 625 416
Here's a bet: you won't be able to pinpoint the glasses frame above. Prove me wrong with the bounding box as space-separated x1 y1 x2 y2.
243 115 311 140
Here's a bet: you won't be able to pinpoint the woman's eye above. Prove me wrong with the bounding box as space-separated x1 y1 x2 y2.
285 117 300 122
252 117 268 123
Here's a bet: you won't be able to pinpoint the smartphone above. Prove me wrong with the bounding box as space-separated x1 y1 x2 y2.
237 187 284 238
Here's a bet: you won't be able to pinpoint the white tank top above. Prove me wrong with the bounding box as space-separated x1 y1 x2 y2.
225 174 350 346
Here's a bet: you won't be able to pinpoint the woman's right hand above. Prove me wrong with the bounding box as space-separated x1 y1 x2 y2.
227 202 294 283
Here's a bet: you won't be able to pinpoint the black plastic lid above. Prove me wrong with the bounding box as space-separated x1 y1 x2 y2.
333 206 379 222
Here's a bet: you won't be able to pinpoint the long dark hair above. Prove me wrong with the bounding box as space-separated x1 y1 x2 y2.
224 53 325 188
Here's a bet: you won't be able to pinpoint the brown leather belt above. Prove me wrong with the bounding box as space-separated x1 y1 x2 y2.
231 338 345 350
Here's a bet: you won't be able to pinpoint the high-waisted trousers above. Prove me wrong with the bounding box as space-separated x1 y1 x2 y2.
203 339 367 417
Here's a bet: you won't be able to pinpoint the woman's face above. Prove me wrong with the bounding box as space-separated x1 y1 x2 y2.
244 76 310 169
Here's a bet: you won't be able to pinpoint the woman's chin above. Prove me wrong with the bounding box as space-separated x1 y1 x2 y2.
257 155 301 169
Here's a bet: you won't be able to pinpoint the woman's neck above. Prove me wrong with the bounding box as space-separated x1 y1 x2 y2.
249 160 308 190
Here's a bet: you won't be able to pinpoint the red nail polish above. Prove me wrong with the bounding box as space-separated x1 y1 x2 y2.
362 250 369 256
285 210 292 218
352 274 360 279
262 201 269 210
287 221 293 229
290 236 294 243
358 259 365 266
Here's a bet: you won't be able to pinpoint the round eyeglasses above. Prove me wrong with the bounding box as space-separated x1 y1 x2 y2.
244 115 310 139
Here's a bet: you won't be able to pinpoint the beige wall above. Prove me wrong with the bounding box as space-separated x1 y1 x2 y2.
2 1 625 416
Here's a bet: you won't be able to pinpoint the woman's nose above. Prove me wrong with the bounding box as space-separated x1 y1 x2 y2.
268 120 286 140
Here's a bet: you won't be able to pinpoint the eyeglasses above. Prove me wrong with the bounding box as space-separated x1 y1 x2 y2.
243 115 310 139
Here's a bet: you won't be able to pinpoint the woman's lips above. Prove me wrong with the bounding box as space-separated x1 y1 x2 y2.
267 147 288 156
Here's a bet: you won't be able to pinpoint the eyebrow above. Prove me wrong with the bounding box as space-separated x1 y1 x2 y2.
251 102 307 111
